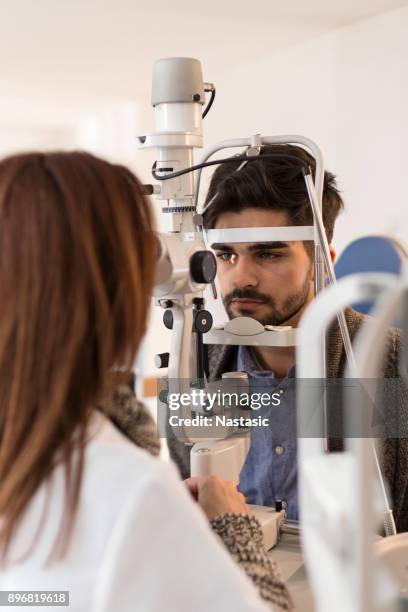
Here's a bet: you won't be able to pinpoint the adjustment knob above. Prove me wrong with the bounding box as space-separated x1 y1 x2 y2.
190 251 217 284
193 310 213 333
154 352 169 369
163 310 173 330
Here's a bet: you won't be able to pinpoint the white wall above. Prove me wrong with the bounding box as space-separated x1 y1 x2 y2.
199 5 408 254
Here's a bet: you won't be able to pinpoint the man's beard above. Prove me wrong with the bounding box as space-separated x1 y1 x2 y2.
223 279 311 327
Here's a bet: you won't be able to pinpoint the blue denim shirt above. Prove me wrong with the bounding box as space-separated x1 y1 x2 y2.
237 346 298 520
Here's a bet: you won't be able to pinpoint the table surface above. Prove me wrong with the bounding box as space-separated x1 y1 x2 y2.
268 533 315 611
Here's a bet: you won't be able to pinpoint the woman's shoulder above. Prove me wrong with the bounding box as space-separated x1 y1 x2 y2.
83 411 170 498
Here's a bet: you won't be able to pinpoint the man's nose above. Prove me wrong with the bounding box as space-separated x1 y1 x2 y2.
232 256 258 288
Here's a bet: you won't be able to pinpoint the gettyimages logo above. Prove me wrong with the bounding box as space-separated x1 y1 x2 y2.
167 387 282 411
156 377 289 439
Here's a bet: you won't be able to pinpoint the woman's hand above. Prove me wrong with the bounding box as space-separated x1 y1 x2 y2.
184 475 249 520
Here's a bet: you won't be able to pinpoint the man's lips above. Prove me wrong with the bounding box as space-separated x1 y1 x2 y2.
231 299 265 308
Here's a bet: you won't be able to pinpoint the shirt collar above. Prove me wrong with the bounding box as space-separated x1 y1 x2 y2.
236 345 296 379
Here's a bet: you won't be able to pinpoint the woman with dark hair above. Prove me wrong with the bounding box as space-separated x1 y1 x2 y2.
0 152 293 611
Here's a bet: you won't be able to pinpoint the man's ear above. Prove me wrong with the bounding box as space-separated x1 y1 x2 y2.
329 245 336 265
310 244 336 282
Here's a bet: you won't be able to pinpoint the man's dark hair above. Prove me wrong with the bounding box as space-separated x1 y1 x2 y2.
203 144 344 246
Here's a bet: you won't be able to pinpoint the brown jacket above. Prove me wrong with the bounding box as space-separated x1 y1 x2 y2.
167 308 408 533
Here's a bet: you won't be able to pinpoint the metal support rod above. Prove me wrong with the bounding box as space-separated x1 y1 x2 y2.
304 172 356 373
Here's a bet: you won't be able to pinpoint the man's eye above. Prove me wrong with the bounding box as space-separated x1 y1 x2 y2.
216 252 234 262
257 251 281 260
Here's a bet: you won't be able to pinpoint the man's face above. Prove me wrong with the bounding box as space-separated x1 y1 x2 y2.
212 208 315 327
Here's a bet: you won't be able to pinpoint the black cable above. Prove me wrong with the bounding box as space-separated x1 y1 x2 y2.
202 88 216 119
152 153 310 182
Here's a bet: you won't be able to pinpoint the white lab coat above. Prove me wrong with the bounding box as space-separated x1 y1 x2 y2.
0 413 271 611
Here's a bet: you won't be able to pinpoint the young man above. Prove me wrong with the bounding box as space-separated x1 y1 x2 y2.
167 144 408 531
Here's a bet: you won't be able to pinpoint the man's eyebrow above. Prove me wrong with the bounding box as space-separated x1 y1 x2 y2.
248 241 289 251
211 243 234 251
210 241 289 251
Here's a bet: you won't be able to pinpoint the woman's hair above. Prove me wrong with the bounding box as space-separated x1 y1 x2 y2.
0 151 156 560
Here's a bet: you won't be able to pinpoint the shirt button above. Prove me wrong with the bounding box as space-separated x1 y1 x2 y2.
275 445 285 456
